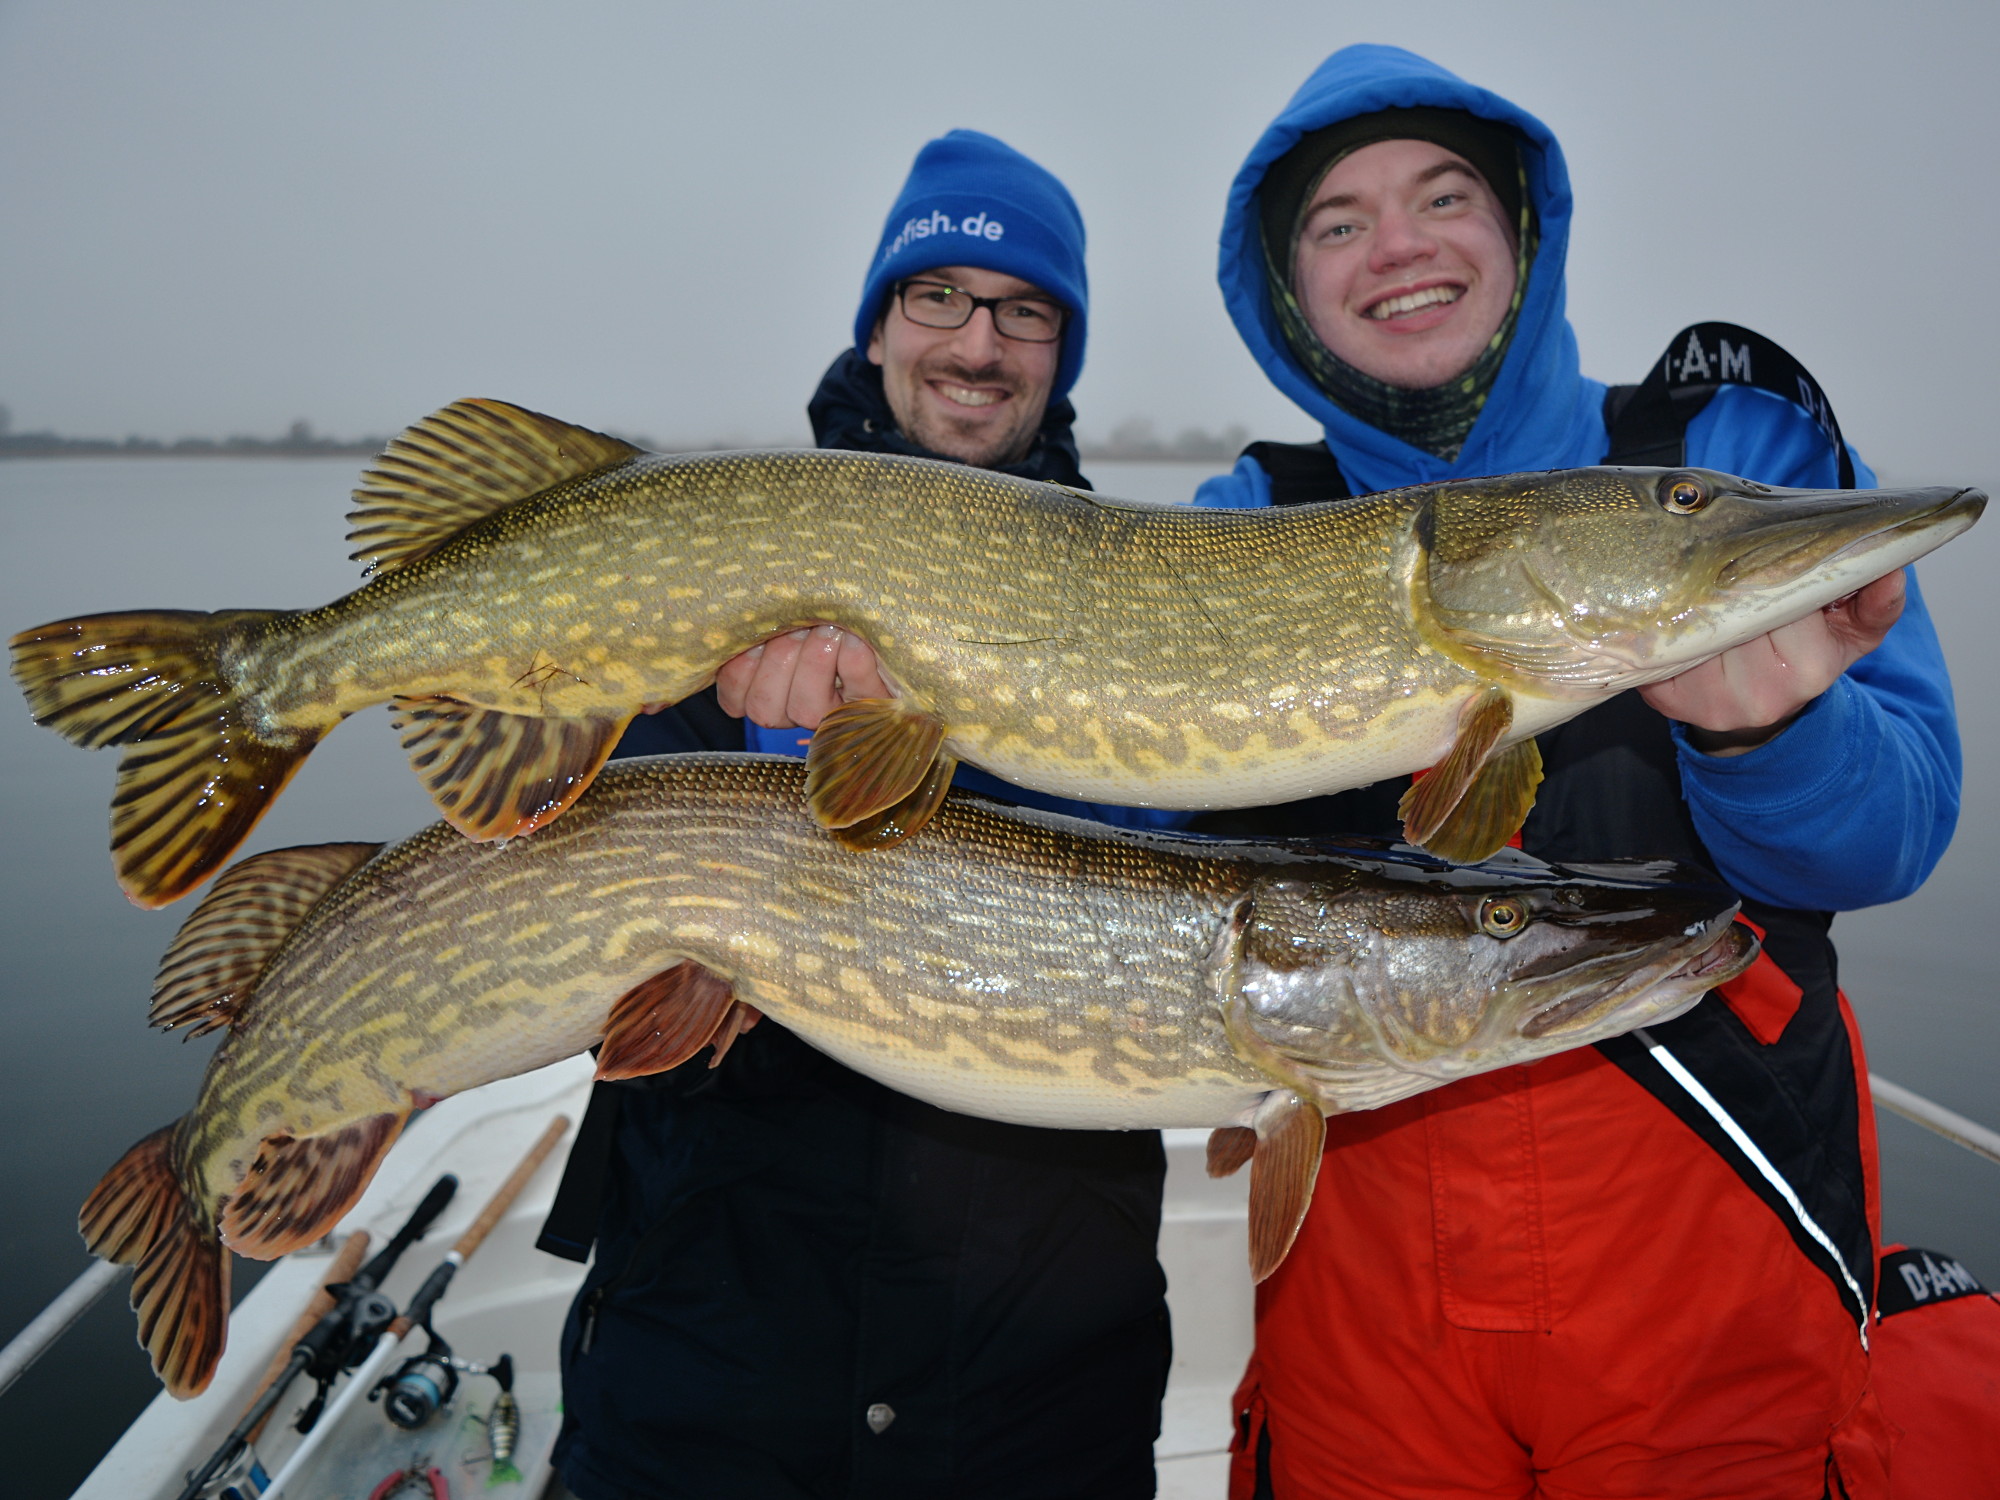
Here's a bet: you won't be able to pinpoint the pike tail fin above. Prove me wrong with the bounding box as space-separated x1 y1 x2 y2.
10 609 318 907
79 1122 230 1399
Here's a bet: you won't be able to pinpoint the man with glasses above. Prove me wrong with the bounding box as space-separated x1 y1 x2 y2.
550 130 1177 1500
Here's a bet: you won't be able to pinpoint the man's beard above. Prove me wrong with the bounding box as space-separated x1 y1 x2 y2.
900 358 1041 468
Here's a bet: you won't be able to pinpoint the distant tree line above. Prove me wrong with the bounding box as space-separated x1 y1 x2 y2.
0 408 388 458
0 404 1254 463
1078 418 1252 463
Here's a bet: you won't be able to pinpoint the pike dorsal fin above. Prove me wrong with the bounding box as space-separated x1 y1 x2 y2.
346 399 641 576
150 843 383 1035
597 960 740 1080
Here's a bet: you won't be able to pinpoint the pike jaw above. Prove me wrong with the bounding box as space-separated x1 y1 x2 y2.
1224 850 1757 1113
1418 467 1986 696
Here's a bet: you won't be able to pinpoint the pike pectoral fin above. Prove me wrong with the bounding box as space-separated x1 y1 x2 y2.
804 698 951 840
597 960 740 1080
150 842 383 1035
80 1123 229 1398
707 1002 764 1068
393 696 630 841
828 751 959 851
1400 686 1534 861
1420 738 1544 864
1207 1126 1256 1178
1247 1093 1326 1282
219 1111 407 1260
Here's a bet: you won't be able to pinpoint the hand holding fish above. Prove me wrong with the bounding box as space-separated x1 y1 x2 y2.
713 623 892 730
1640 570 1907 754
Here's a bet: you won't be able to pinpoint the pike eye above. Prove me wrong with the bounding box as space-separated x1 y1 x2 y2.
1659 474 1709 514
1478 897 1527 939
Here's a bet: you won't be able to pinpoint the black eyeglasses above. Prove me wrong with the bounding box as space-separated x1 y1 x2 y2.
893 279 1067 343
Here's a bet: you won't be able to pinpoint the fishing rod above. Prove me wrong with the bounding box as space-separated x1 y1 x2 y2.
171 1173 459 1500
258 1114 571 1500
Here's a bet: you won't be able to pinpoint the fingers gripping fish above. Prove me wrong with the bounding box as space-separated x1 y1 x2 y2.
78 755 1754 1397
13 398 1980 906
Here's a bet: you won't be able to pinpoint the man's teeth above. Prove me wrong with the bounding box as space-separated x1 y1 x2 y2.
939 384 1003 407
1367 285 1464 320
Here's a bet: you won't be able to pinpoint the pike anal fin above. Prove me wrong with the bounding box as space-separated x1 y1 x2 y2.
1246 1093 1326 1282
1399 687 1542 863
219 1112 407 1259
803 698 951 843
392 696 630 842
597 960 740 1080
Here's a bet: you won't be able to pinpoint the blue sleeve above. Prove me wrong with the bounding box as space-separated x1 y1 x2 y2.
1674 386 1962 908
1191 455 1274 510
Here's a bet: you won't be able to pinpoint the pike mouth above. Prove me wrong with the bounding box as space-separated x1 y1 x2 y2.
1715 489 1982 594
1516 924 1753 1041
1365 283 1464 320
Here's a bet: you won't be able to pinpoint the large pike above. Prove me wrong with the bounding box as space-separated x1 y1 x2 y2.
84 755 1753 1397
13 399 1982 906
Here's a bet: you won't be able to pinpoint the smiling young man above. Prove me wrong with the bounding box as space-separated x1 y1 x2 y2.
549 131 1181 1500
1190 48 1963 1499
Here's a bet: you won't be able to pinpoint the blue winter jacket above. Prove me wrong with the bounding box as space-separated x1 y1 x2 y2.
1192 44 1960 911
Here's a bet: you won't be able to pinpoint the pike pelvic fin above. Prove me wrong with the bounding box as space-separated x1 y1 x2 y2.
804 698 951 842
9 609 316 907
1422 738 1543 864
1206 1126 1256 1179
346 399 641 577
150 842 383 1035
1246 1092 1326 1283
596 960 741 1080
827 750 959 851
79 1123 229 1398
392 695 631 842
219 1112 407 1260
1399 685 1512 846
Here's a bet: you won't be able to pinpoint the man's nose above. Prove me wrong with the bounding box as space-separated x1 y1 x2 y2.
946 304 1007 364
1368 208 1436 273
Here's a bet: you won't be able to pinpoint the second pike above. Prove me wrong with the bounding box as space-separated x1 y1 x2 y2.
12 398 1983 905
84 755 1752 1397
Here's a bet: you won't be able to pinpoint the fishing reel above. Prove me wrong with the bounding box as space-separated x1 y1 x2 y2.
372 1330 514 1432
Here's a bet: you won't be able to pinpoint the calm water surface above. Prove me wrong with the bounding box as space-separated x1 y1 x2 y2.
2 458 1995 1496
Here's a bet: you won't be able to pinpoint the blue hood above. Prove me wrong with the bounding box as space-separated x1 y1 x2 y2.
1219 45 1605 491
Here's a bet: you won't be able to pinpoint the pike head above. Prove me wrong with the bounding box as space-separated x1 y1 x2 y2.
1213 845 1755 1113
1414 467 1984 695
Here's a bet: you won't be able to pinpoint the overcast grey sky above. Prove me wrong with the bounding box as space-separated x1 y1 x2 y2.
2 0 1995 476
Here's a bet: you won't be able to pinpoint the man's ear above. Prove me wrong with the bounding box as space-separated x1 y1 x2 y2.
866 313 886 366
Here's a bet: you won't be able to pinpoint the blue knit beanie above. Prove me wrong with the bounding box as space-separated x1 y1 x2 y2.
855 129 1089 403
